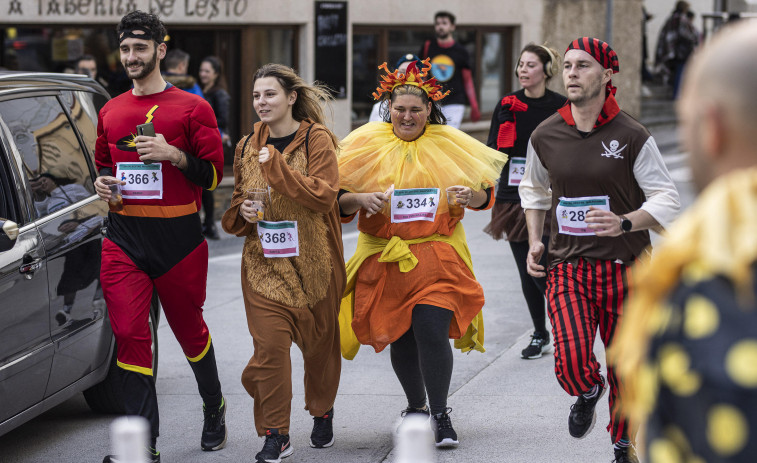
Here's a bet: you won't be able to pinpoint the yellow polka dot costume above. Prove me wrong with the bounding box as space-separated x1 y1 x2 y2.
611 168 757 461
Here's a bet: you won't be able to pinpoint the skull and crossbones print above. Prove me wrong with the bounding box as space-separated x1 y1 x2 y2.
601 139 627 159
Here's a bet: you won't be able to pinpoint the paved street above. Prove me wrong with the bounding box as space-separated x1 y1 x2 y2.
0 145 693 463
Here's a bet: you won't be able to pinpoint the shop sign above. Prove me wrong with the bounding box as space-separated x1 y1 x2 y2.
5 0 249 22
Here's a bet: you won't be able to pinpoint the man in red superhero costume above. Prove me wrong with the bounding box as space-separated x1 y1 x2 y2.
94 10 226 462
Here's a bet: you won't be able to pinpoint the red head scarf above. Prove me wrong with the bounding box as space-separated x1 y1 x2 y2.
565 37 620 96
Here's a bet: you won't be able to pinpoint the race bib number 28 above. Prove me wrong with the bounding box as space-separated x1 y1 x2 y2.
556 195 610 236
115 162 163 199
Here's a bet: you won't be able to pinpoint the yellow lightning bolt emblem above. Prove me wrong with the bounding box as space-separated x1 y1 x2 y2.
145 105 159 123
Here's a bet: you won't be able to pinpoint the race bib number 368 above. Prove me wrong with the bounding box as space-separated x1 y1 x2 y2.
556 195 610 236
258 220 299 258
115 162 163 199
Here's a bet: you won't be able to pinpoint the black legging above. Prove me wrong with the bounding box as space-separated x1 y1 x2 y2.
508 237 549 335
390 304 453 415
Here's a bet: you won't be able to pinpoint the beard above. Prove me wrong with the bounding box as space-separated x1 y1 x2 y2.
123 48 158 81
568 76 604 106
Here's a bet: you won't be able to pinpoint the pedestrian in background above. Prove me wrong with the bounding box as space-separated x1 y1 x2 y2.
484 43 567 360
164 48 203 96
614 21 757 463
221 63 344 463
655 1 699 98
520 37 680 463
420 11 480 128
198 55 231 239
338 59 505 448
94 10 227 462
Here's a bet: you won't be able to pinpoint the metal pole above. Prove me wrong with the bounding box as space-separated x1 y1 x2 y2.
606 0 614 44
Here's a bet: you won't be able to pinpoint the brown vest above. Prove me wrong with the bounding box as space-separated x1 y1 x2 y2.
530 111 652 266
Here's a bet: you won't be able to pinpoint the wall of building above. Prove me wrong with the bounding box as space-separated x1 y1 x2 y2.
2 0 648 136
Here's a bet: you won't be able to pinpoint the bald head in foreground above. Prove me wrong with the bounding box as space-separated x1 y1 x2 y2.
613 20 757 463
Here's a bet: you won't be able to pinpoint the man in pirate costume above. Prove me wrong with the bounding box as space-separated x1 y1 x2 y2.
94 10 226 462
338 59 505 447
613 22 757 462
519 37 680 462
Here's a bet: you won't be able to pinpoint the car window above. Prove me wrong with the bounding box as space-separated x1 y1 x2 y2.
0 146 18 222
0 96 95 220
68 90 108 162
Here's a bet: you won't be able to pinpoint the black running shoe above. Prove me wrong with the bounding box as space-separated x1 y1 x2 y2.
103 447 160 463
568 377 606 438
431 408 459 448
310 407 334 448
521 331 551 359
201 397 227 451
396 405 430 433
613 445 640 463
255 429 293 463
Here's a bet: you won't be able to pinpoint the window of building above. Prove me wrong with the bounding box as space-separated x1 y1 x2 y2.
352 25 514 126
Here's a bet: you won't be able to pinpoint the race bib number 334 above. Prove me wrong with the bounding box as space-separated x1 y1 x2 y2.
115 162 163 199
390 188 440 223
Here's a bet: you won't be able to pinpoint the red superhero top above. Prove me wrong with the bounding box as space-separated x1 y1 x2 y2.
95 84 224 278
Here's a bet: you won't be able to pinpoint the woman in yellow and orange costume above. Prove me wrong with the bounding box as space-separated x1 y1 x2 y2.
338 59 506 446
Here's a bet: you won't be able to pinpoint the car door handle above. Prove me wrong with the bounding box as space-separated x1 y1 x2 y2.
19 258 42 278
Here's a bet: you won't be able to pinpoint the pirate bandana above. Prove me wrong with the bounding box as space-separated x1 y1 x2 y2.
565 37 619 95
118 26 164 44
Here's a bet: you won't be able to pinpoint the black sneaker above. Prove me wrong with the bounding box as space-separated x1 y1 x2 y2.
103 447 160 463
396 405 430 433
568 377 607 438
431 408 459 448
521 331 551 359
201 397 227 451
255 429 293 463
310 407 334 448
613 445 640 463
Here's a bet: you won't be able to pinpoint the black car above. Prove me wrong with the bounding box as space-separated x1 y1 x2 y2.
0 72 159 436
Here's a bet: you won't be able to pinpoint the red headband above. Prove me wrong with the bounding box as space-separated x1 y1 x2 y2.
566 37 619 95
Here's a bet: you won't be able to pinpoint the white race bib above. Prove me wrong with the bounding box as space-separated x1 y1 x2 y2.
390 188 440 223
115 162 163 199
507 157 526 186
556 195 610 236
258 220 299 258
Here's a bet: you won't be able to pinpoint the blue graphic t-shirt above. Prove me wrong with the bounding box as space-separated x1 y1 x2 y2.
421 40 471 105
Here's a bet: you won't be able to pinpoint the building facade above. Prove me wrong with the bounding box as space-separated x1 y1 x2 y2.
1 0 648 146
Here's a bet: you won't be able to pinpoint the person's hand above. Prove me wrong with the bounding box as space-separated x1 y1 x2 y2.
586 206 622 237
446 185 474 207
526 240 546 277
362 185 394 218
94 176 125 202
135 133 181 164
470 106 481 122
258 147 271 163
239 199 257 223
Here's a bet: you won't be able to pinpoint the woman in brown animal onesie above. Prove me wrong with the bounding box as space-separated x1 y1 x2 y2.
221 64 345 463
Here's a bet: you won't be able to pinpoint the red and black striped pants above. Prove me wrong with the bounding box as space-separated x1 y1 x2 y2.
546 258 632 444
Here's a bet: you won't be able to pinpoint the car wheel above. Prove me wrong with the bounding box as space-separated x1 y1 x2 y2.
83 292 161 414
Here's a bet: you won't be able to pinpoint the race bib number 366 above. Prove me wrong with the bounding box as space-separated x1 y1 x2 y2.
507 157 526 186
258 221 299 258
390 188 440 223
115 162 163 199
556 195 610 236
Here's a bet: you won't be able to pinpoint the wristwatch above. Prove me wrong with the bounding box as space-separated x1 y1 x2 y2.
619 215 632 233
